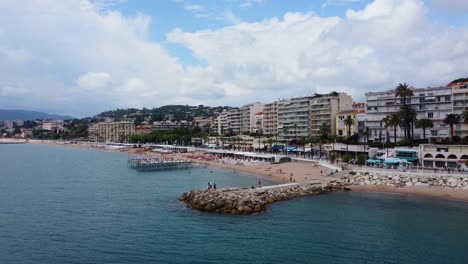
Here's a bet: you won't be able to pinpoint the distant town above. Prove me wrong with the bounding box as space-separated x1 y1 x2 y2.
1 78 468 169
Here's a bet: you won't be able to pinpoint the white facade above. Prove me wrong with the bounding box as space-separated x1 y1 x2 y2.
365 86 452 142
239 103 264 134
277 96 312 142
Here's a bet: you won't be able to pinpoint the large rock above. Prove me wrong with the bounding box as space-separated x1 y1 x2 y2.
447 178 458 188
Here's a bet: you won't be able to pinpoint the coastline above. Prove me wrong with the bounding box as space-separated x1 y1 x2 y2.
25 140 468 203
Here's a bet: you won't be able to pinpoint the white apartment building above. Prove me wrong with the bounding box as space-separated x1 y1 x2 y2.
263 102 278 135
310 92 352 137
239 103 264 134
365 86 452 142
227 108 241 135
277 96 313 143
253 112 264 133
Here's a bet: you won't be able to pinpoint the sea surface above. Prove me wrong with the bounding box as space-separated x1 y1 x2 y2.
1 144 468 264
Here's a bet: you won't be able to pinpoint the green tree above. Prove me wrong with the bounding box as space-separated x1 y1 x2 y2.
444 114 461 140
387 113 401 143
415 118 433 141
395 83 414 140
344 116 355 152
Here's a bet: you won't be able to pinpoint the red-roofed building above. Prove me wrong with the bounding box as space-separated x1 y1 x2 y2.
135 125 153 135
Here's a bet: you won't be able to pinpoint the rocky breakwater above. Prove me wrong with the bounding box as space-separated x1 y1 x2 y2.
179 181 345 215
341 172 468 190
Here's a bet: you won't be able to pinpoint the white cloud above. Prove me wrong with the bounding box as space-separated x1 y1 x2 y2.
168 0 468 104
77 72 111 90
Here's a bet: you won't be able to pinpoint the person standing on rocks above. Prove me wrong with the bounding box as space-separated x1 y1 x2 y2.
258 180 262 188
213 182 217 190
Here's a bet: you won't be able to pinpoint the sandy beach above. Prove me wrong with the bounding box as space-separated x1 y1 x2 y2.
26 140 468 202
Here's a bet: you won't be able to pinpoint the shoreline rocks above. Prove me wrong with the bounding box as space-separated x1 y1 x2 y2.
341 172 468 190
179 181 345 215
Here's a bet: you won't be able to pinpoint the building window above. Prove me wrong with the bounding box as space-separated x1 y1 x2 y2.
431 130 438 136
445 95 451 101
428 112 433 119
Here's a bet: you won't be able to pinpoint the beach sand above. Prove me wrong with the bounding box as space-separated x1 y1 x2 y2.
27 141 468 202
349 185 468 203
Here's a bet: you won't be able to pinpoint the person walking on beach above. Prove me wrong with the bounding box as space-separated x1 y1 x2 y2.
213 182 217 190
207 181 212 191
258 179 262 188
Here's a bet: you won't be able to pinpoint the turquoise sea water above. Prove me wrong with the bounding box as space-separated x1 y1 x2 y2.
1 144 468 264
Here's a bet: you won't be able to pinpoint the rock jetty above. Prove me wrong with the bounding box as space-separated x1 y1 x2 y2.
179 181 345 214
341 172 468 190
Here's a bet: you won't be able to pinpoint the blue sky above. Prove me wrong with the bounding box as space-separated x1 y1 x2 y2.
0 0 467 117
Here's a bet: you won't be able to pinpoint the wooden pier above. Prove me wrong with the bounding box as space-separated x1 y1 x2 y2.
128 154 193 170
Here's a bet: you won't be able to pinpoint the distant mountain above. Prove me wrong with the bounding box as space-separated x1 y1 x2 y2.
0 109 74 121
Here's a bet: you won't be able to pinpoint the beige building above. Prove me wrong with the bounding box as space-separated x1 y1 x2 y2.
88 124 99 141
420 144 468 168
263 102 278 135
239 103 264 134
336 109 364 137
310 92 353 137
94 121 135 143
216 110 229 135
451 81 468 138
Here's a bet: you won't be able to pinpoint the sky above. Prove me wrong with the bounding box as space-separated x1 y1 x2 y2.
0 0 467 117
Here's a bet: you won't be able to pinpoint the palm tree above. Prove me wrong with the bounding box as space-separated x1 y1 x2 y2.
463 111 468 123
444 114 461 140
363 127 370 158
282 127 289 155
319 123 329 159
387 113 401 143
382 116 390 143
395 83 414 140
415 118 433 141
344 116 355 152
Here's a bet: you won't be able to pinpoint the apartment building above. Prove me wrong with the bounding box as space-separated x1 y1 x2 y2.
227 108 241 135
216 110 229 135
239 103 264 134
253 112 264 133
365 86 452 142
309 92 352 137
277 96 313 143
451 81 468 138
153 121 191 131
95 121 135 143
336 109 365 137
263 102 278 135
88 124 99 141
